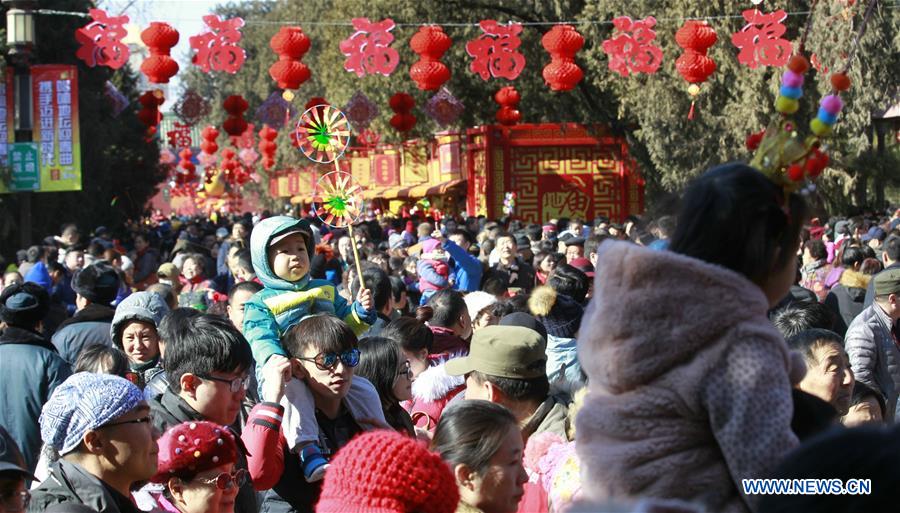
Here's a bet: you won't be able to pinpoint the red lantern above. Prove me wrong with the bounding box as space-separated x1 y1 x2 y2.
140 22 180 84
199 126 219 169
674 20 717 119
258 125 277 171
137 91 164 136
494 86 521 126
409 26 452 91
269 27 311 91
222 95 249 140
389 92 416 133
177 148 196 186
541 25 584 92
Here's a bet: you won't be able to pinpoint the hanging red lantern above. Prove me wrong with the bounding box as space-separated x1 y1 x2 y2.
176 148 196 186
258 125 277 171
541 25 584 92
389 92 416 133
137 91 164 137
269 27 311 93
140 22 180 84
675 20 717 119
409 26 452 91
199 126 219 168
222 95 249 140
494 86 521 126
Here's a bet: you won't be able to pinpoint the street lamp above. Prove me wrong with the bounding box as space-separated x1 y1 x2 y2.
4 0 37 247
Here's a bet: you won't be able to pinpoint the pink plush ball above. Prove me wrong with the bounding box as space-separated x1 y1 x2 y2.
820 94 844 115
782 70 804 88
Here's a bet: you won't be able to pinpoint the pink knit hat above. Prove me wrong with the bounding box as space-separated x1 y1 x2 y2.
316 430 459 513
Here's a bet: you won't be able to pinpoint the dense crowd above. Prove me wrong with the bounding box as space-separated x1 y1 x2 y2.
0 161 899 513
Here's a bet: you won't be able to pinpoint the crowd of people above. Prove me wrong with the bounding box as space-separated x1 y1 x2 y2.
0 161 899 513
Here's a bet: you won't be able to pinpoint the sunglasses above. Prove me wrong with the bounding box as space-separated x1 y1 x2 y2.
196 469 249 490
397 360 413 380
297 349 360 371
197 374 251 393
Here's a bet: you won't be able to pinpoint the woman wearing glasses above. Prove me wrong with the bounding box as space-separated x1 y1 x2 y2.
242 315 386 512
149 421 246 513
356 336 416 437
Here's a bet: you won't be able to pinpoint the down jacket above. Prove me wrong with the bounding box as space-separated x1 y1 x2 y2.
575 241 799 513
845 303 900 422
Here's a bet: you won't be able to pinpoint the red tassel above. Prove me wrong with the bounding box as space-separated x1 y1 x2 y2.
687 100 696 120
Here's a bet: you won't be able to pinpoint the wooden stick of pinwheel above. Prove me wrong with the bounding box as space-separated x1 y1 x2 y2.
296 105 366 287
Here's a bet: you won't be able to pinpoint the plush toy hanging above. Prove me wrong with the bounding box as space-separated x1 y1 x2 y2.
494 86 521 126
140 22 180 84
674 20 717 120
409 25 452 91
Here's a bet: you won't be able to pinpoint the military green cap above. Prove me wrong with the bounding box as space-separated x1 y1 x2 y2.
445 325 547 379
874 268 900 296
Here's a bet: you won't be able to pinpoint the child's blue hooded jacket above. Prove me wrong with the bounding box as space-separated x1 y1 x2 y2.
243 216 374 365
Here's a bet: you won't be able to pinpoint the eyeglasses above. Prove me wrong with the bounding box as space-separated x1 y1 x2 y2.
1 490 30 511
197 374 251 393
196 469 249 490
99 415 153 429
297 349 360 371
397 360 413 380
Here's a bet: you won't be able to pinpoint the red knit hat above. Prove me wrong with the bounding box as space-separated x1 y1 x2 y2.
316 430 459 513
151 421 241 482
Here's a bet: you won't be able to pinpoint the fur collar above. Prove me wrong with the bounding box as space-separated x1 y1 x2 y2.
839 269 870 290
412 353 465 402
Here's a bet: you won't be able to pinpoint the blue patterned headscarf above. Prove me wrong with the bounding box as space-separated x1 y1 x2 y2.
39 372 144 455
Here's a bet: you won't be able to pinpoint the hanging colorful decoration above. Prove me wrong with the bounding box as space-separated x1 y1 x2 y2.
465 20 526 81
502 192 517 216
75 8 130 69
173 90 211 125
140 22 180 84
166 122 193 149
541 25 584 92
239 148 259 167
343 91 379 130
674 20 717 120
409 25 452 91
159 147 176 165
601 16 663 77
258 125 278 171
235 123 256 149
294 104 352 164
199 126 220 168
389 92 416 133
104 81 129 116
340 18 400 77
220 147 238 184
137 91 164 137
255 91 297 130
494 86 521 126
731 8 792 69
269 26 311 99
189 14 247 74
222 95 249 140
424 87 465 127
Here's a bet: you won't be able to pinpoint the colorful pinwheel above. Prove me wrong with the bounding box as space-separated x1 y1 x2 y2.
295 104 351 164
313 171 364 228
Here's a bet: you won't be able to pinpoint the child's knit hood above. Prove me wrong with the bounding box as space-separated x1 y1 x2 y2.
250 216 315 291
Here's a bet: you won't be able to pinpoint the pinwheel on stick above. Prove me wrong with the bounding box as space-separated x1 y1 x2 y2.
296 104 366 286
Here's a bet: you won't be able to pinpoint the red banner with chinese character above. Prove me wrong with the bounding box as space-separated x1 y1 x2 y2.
32 65 81 192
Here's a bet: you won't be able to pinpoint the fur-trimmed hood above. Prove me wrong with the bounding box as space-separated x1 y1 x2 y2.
839 269 870 290
412 353 465 402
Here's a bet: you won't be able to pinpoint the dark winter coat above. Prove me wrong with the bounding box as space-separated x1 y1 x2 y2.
28 459 141 513
824 270 870 334
846 303 900 422
50 303 116 364
493 257 536 292
0 327 72 472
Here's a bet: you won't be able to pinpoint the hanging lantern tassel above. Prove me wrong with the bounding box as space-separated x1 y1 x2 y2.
687 84 700 120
